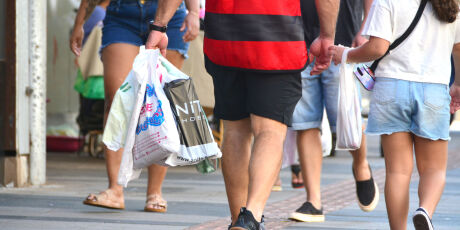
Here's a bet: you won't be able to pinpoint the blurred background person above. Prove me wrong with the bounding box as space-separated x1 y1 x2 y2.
288 0 378 223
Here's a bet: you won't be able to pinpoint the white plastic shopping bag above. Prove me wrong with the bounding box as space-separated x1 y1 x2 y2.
131 53 182 169
159 56 222 166
104 48 221 186
336 48 362 150
102 70 137 152
320 111 332 157
281 110 332 168
103 48 181 187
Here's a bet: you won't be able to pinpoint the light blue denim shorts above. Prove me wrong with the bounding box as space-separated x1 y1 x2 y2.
366 77 451 140
102 0 190 58
291 62 361 132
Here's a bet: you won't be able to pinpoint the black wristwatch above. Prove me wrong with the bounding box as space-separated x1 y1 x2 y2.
149 20 167 33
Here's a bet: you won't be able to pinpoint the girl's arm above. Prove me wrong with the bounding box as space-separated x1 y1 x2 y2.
328 36 389 64
70 0 89 56
450 43 460 113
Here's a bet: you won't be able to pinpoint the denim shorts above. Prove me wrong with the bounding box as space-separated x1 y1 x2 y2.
102 0 190 58
366 77 451 140
291 62 361 132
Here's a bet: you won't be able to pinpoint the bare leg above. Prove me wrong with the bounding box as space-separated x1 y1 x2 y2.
246 114 287 221
84 43 140 206
297 128 323 209
145 49 185 210
349 130 371 181
222 119 253 224
381 133 414 230
414 136 448 218
165 50 185 69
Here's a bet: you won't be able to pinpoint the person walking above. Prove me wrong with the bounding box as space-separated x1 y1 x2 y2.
288 0 379 223
70 0 199 213
329 0 460 229
203 0 340 229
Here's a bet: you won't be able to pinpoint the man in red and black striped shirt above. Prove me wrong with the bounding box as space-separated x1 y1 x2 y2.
202 1 340 229
146 1 339 229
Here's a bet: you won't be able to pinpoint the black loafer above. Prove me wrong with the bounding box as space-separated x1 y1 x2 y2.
353 164 379 212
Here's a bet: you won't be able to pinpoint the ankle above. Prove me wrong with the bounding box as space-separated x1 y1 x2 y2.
418 206 433 218
147 189 162 197
108 185 124 196
307 200 322 210
353 162 371 180
245 206 263 222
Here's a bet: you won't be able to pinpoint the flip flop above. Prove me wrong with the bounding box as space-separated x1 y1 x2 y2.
144 194 167 213
291 164 304 189
83 190 125 209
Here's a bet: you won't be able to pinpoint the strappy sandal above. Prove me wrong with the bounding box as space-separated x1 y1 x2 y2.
83 190 125 209
144 194 167 213
291 164 304 189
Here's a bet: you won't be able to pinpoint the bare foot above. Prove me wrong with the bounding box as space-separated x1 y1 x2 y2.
144 194 167 212
83 188 125 209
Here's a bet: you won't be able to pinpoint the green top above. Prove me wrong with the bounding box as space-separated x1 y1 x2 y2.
74 69 105 99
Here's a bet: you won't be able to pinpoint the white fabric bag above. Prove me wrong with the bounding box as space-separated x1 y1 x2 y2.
336 48 362 150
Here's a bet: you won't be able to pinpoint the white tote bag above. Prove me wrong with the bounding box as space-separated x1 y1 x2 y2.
336 48 362 150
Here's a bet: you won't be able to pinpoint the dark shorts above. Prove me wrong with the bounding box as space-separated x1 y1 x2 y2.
206 59 302 126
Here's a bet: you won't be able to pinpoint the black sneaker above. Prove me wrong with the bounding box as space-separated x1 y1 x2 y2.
353 164 379 212
413 207 434 230
230 207 264 230
289 202 325 222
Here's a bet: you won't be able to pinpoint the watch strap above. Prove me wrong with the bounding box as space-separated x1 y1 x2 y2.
149 22 167 33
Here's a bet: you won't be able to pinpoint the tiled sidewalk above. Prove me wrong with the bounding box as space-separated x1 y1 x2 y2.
0 132 459 230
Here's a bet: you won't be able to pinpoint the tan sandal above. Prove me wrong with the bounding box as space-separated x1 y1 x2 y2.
83 190 125 210
144 194 167 213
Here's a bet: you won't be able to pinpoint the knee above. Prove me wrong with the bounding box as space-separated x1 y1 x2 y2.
252 127 286 144
223 120 252 142
419 168 446 181
223 127 252 145
386 166 413 179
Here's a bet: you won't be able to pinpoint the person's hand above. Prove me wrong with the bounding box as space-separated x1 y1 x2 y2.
70 25 84 56
328 45 347 65
146 30 169 56
450 83 460 114
352 34 368 48
309 36 334 75
180 11 200 42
